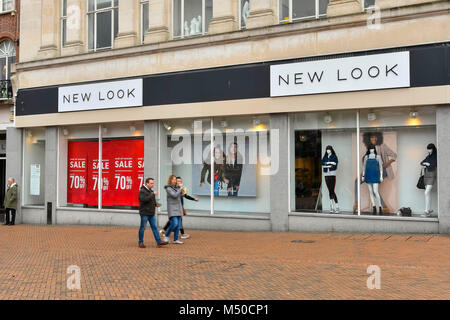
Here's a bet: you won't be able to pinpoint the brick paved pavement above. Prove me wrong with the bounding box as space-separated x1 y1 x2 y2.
0 224 449 300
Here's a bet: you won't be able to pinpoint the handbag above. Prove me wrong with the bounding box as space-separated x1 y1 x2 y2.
183 208 187 216
397 207 412 217
416 168 425 190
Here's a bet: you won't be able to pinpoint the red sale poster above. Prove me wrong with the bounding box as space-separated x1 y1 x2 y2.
68 138 144 207
67 141 90 204
103 139 144 207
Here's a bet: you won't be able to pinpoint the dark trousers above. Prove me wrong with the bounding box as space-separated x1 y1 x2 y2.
5 208 16 225
163 217 184 234
325 176 338 203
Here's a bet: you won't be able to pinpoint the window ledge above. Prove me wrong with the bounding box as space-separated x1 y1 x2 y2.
22 205 45 209
0 10 15 16
159 210 270 220
56 206 138 214
289 211 439 222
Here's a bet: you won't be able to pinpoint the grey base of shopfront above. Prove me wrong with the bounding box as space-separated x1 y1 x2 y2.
7 107 450 234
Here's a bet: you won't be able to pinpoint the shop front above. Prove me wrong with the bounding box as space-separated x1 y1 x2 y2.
12 42 450 234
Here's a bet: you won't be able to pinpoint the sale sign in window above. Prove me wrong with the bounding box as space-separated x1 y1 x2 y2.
67 138 144 207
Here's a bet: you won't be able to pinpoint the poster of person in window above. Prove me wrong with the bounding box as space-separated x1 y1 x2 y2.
193 140 256 197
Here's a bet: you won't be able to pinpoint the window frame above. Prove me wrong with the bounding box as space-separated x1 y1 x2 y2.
279 0 328 24
0 0 14 13
0 40 16 81
87 0 119 52
173 0 209 39
140 0 149 44
61 0 67 48
362 0 376 11
239 0 250 30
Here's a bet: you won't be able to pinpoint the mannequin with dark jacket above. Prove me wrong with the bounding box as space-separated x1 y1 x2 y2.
421 143 437 217
321 146 339 213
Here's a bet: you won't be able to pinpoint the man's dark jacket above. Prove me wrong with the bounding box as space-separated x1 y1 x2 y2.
139 186 157 216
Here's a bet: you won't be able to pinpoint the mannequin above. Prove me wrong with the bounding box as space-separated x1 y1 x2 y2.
196 15 202 34
190 17 197 35
362 144 384 215
321 145 339 213
184 21 190 36
242 1 250 27
420 143 437 217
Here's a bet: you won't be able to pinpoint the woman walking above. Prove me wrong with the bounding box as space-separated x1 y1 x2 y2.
163 175 184 244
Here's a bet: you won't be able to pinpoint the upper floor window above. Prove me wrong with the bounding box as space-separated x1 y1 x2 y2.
141 0 149 43
88 0 119 51
0 0 14 13
279 0 329 24
239 0 250 29
0 40 16 80
173 0 213 39
363 0 376 10
61 0 67 47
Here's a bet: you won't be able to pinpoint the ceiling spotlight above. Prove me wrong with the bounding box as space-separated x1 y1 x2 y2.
367 112 376 121
220 120 228 128
63 128 69 136
409 111 419 119
323 114 333 124
163 123 172 131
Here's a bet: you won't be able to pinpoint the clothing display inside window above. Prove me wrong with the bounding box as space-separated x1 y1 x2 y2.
421 143 437 217
290 107 438 217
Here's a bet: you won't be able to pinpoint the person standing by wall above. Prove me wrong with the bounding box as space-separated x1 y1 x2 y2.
138 178 168 248
3 178 17 226
163 175 184 244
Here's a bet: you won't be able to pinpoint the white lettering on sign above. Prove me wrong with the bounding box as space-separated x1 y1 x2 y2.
270 52 410 97
58 79 143 112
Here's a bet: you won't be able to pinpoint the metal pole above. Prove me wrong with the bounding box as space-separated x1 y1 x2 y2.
98 124 102 210
210 118 214 215
356 110 361 216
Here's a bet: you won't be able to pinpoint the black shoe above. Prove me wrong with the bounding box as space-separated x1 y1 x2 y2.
379 207 383 216
372 206 377 215
3 223 9 226
8 223 14 226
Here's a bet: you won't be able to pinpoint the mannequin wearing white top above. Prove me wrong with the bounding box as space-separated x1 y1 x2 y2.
362 147 384 215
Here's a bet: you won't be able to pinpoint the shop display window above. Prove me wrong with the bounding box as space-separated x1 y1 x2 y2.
59 122 144 209
173 0 213 38
290 107 438 218
23 128 46 206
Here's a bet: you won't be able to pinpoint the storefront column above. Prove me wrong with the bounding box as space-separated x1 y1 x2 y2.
114 0 139 48
208 0 237 34
144 120 159 194
437 106 450 234
245 0 276 29
61 0 86 56
270 113 289 232
45 127 58 225
5 127 22 224
38 0 59 59
143 0 170 44
327 0 362 17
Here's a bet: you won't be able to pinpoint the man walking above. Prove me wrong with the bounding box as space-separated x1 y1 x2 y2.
138 178 167 248
3 178 17 226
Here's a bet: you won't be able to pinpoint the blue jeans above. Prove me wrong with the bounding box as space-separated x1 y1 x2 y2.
165 216 181 241
138 215 161 244
214 179 220 196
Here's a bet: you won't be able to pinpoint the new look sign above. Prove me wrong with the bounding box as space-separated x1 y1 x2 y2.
58 79 143 112
270 52 410 97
